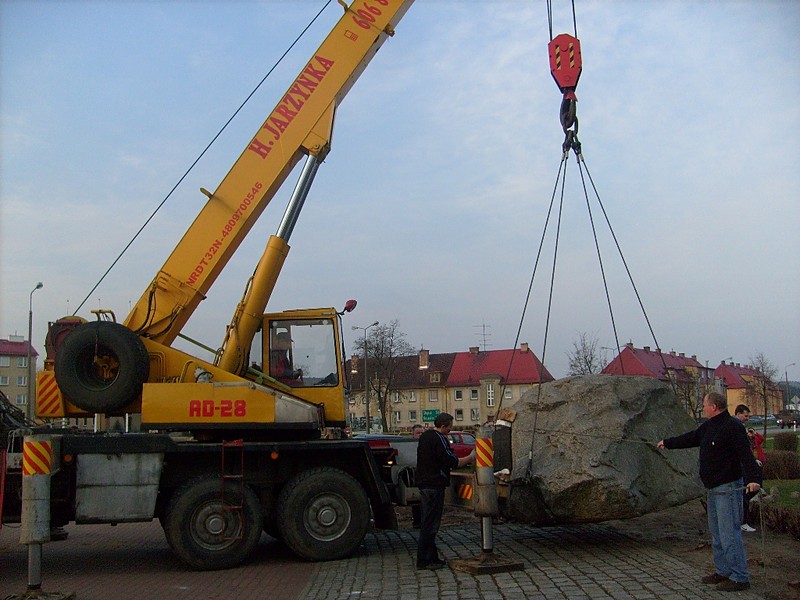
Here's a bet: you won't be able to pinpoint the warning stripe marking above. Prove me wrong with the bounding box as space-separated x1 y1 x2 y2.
37 372 62 416
458 484 473 500
476 438 493 468
22 441 52 475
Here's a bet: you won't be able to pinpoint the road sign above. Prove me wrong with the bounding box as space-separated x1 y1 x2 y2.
422 409 440 422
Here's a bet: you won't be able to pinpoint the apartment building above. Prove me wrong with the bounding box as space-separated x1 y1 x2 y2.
0 335 38 411
348 343 554 433
602 343 724 419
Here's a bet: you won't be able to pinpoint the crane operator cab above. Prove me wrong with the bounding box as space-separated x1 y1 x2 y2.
267 319 340 388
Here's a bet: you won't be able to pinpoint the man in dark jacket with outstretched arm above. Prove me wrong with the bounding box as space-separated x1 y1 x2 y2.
658 392 761 592
415 412 475 569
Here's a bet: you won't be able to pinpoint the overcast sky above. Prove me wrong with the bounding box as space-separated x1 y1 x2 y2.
1 0 798 380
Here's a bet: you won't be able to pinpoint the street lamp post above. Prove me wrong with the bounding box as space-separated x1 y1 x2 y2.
26 282 43 423
352 321 378 433
785 363 796 410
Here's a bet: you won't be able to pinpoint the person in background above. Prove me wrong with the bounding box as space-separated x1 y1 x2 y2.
733 404 750 423
734 404 762 533
658 392 760 592
415 413 475 569
741 427 765 532
747 428 765 463
270 331 301 385
411 424 424 528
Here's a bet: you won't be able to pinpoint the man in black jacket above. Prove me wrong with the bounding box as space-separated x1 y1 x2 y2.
415 413 475 569
658 392 761 592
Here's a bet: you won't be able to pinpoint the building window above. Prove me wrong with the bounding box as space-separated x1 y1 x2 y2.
0 356 9 367
470 389 478 401
393 391 401 403
0 375 8 386
455 409 464 421
393 411 401 423
487 383 495 407
471 408 480 421
430 372 440 383
455 390 463 401
504 387 512 400
16 394 26 405
408 391 416 402
428 389 438 402
17 356 28 368
17 376 28 386
409 410 417 422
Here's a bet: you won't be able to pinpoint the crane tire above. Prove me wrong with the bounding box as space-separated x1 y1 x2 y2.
54 321 149 414
277 467 369 561
164 475 263 571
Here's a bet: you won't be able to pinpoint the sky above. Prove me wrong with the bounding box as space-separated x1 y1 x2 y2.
1 0 798 381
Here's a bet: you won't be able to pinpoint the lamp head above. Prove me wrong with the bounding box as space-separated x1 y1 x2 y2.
35 282 43 290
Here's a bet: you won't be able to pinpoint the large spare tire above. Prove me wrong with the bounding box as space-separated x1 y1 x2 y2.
54 321 149 414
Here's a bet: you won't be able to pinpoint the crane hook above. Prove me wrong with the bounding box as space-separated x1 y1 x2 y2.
548 33 583 156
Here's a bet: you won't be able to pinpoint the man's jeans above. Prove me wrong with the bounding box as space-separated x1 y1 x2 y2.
417 487 445 565
707 479 749 583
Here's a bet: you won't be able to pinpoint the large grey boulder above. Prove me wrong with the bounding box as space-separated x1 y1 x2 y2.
499 375 703 524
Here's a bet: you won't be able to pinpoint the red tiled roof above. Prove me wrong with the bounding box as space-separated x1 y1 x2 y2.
393 352 457 388
0 339 39 357
602 346 702 382
715 363 779 390
447 348 553 386
347 347 552 389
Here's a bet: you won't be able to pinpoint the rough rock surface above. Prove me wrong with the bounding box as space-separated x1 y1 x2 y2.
500 375 703 524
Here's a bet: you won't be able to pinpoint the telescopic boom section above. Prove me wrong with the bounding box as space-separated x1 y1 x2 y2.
123 0 415 348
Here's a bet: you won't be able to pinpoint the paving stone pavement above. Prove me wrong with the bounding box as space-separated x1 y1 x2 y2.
301 522 763 600
1 520 763 599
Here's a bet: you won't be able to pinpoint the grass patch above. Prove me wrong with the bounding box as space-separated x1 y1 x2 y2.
754 479 800 539
762 479 800 509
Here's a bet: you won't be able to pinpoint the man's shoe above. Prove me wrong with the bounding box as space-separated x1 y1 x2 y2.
417 560 445 570
716 579 750 592
701 573 729 584
741 524 756 532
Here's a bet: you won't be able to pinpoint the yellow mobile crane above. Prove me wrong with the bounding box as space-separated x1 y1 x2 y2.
3 0 417 571
44 0 415 434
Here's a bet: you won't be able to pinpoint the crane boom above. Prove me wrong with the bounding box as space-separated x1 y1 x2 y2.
123 0 414 349
41 0 415 428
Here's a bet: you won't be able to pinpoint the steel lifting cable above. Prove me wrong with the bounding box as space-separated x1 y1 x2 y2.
502 3 675 479
493 153 568 480
495 155 566 416
575 153 677 396
73 1 335 316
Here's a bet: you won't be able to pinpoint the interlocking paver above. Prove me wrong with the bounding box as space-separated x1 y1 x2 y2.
303 522 762 600
1 519 766 600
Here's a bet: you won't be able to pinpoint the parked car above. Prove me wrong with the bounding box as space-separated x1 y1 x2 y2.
447 431 477 458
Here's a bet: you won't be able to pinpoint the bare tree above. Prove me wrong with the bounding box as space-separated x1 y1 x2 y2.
352 320 415 432
565 331 608 376
744 351 779 438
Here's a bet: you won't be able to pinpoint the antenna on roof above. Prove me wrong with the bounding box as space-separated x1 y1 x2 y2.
473 322 492 351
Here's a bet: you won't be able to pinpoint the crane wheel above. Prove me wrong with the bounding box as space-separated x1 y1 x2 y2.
164 475 263 570
54 321 149 414
277 467 369 561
